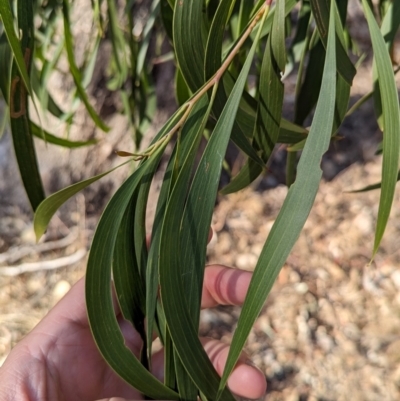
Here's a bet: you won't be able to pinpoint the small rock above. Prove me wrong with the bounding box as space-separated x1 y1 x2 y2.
391 270 400 290
52 280 71 302
236 253 258 270
294 282 308 294
27 278 44 295
20 224 36 244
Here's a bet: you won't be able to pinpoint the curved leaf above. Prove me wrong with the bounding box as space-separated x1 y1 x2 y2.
85 154 179 399
31 122 97 148
9 0 45 211
160 10 270 400
362 0 400 257
0 0 32 95
34 160 131 241
62 0 110 132
173 0 206 92
219 0 337 395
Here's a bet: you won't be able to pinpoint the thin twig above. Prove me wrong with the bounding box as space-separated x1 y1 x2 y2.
0 248 86 276
0 229 78 265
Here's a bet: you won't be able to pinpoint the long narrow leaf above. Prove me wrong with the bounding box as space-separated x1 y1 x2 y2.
218 1 337 395
34 160 131 241
85 155 179 399
31 122 97 148
173 0 206 91
0 0 32 95
62 0 109 132
362 0 400 256
9 0 45 211
310 0 356 84
160 10 270 400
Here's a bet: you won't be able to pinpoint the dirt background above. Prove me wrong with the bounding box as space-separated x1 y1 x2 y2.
2 1 400 400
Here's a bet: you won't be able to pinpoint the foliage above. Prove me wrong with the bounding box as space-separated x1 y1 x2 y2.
1 0 400 399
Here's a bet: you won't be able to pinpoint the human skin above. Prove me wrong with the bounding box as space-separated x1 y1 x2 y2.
0 265 266 401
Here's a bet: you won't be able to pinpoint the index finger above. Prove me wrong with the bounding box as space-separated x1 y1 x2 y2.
201 265 252 309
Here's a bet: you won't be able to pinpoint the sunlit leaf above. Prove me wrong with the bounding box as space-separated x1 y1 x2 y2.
219 0 337 395
362 0 400 257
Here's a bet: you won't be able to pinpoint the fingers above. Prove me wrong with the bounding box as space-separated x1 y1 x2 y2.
150 338 266 399
201 264 252 309
201 338 267 399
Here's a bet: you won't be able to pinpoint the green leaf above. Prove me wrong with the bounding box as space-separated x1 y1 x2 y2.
31 122 97 148
62 0 110 132
146 97 214 394
349 170 400 193
9 0 45 212
31 56 66 120
255 0 299 41
106 0 128 90
145 152 176 362
175 67 191 106
219 0 337 395
237 0 253 38
285 0 311 76
279 118 308 142
362 0 400 256
204 3 265 168
112 151 168 373
0 32 11 101
254 0 285 159
160 10 270 400
310 0 356 85
144 105 194 360
372 0 400 129
227 0 286 193
0 0 32 95
34 161 131 241
220 123 309 195
219 159 264 195
294 36 325 124
160 0 174 40
85 155 179 399
113 191 146 341
0 101 7 140
204 0 236 81
173 0 206 92
136 0 160 77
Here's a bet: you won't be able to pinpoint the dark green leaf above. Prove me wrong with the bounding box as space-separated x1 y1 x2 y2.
85 153 179 399
62 0 110 132
31 122 97 148
362 0 400 256
9 0 45 212
0 0 32 95
160 10 270 400
219 1 337 395
173 0 206 91
0 33 11 101
310 0 356 85
34 161 130 241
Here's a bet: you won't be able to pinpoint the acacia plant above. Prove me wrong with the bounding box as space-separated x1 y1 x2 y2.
1 0 400 399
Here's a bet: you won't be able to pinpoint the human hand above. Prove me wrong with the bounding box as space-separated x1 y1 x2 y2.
0 266 266 401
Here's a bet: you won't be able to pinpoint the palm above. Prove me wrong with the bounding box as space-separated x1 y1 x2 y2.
0 267 266 401
4 278 141 401
36 319 141 400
